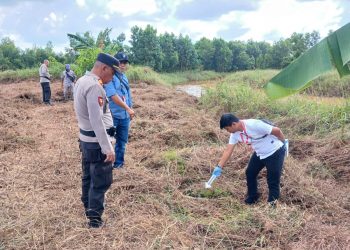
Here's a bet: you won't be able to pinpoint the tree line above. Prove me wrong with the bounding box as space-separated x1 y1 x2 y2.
0 25 320 73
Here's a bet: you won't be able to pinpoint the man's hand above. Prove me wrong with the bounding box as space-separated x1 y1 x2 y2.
104 151 115 163
127 108 135 120
213 166 222 177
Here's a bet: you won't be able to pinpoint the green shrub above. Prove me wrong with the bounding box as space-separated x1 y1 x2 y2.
200 82 349 136
74 48 101 77
160 70 225 86
127 65 166 85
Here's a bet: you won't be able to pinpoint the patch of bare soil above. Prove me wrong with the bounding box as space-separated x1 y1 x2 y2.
1 80 349 249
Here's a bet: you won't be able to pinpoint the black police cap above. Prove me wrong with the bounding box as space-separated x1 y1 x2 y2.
114 51 129 63
97 53 120 71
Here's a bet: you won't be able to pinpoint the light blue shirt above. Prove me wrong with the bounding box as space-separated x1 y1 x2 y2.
104 72 132 119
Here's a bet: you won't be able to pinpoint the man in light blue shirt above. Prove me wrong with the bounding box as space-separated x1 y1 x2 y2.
104 52 135 168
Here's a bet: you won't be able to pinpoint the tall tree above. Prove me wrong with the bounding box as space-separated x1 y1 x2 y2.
212 38 232 72
175 34 199 71
0 38 22 70
130 25 163 71
269 39 292 69
195 37 215 70
246 40 261 69
228 40 254 71
159 32 179 72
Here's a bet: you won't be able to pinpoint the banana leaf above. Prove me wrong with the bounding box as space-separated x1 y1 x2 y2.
264 23 350 99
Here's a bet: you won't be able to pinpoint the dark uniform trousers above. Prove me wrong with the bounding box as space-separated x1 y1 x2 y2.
80 141 113 221
40 82 51 103
246 146 286 202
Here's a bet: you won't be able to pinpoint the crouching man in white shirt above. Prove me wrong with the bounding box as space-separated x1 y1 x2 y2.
214 113 287 206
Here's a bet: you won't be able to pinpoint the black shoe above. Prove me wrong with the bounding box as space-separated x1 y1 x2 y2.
244 194 260 205
88 218 104 228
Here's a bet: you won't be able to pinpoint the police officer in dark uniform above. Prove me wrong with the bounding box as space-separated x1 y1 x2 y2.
74 53 119 228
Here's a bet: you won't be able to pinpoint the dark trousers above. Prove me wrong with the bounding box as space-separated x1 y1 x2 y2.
40 82 51 103
246 146 286 202
80 141 113 220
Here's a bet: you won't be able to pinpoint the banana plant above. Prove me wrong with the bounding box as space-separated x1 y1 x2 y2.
264 23 350 99
67 28 121 53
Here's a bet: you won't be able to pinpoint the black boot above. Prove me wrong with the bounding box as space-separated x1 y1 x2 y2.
88 217 104 228
244 193 260 205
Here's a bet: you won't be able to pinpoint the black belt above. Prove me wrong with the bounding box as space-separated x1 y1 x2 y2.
80 127 116 137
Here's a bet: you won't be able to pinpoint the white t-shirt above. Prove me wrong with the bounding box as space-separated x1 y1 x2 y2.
228 119 283 159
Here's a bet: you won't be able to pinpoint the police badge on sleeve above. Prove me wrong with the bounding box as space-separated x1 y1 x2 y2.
98 96 104 106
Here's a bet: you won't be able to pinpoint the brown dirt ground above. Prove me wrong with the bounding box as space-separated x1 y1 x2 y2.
0 80 349 249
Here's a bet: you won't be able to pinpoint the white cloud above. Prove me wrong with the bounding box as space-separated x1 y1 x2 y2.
43 12 66 28
127 9 239 42
76 0 86 8
0 7 7 28
237 0 343 41
3 33 33 49
86 13 95 22
49 12 57 22
107 0 159 16
103 14 110 20
53 42 69 53
176 11 239 40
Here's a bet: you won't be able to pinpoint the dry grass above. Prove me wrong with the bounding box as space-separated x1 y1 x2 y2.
0 80 349 249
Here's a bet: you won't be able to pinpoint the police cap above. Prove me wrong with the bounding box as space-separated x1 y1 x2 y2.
114 51 129 63
97 53 120 71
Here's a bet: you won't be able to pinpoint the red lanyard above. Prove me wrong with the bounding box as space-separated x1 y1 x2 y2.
240 121 250 144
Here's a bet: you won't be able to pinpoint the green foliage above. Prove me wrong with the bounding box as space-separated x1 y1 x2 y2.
0 25 323 75
68 29 124 53
160 70 225 86
195 37 215 70
200 81 349 136
303 72 350 97
265 23 350 99
176 34 199 71
0 68 38 82
127 65 166 85
47 56 64 78
162 150 186 175
130 25 163 71
212 38 232 72
74 48 101 76
184 188 232 198
159 33 179 72
224 69 279 88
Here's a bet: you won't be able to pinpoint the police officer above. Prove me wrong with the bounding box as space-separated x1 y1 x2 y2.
74 53 119 228
39 59 52 105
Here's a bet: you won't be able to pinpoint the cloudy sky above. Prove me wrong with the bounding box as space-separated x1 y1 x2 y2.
0 0 349 52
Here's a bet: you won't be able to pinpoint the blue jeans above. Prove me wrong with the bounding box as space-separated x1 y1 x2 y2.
246 146 286 202
113 117 130 167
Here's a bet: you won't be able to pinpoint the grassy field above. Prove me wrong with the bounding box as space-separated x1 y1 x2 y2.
1 68 349 249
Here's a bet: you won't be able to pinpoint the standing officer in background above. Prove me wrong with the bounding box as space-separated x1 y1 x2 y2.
74 53 119 228
104 51 135 169
61 64 76 101
39 59 52 105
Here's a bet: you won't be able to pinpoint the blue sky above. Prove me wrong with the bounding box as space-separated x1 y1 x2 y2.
0 0 349 52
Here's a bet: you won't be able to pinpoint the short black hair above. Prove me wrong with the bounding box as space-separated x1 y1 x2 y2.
220 113 239 129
